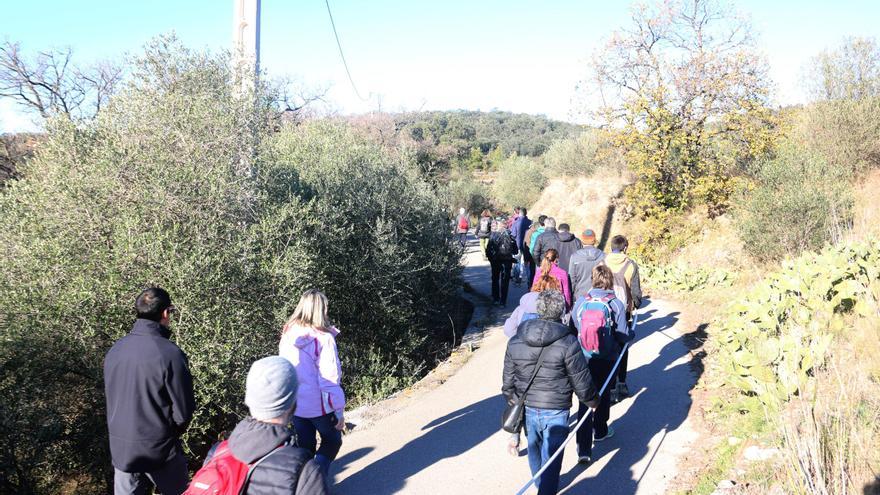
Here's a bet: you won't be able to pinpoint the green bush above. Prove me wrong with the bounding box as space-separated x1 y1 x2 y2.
492 155 546 209
445 175 493 217
541 130 625 178
641 261 735 293
0 37 459 492
735 142 853 262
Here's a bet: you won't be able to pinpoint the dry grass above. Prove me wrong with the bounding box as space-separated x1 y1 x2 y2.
849 169 880 241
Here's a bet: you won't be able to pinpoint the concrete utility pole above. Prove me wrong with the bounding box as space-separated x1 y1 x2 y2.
232 0 261 89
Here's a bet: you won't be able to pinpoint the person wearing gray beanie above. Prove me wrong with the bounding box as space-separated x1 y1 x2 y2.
245 356 299 421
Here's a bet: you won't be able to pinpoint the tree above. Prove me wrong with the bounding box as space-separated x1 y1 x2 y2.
0 41 123 122
588 0 774 217
807 37 880 101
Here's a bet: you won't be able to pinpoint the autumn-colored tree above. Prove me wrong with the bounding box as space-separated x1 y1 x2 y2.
588 0 775 218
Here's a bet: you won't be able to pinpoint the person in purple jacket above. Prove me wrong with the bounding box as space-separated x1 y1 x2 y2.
279 289 347 477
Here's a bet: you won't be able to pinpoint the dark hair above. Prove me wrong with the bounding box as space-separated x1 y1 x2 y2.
514 207 521 214
481 209 491 217
538 215 547 226
135 287 172 321
610 235 629 252
521 207 528 216
558 223 570 232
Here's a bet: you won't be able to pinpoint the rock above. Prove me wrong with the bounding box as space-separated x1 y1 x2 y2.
744 445 780 461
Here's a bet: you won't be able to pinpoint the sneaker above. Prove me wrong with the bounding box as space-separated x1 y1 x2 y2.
594 426 615 442
610 388 619 404
617 382 630 398
577 455 592 465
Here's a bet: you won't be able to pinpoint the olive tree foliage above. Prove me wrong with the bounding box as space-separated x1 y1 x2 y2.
0 36 459 493
541 129 626 178
587 0 774 218
492 155 546 209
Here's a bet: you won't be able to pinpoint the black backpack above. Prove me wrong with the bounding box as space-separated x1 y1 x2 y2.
478 217 492 235
497 232 515 257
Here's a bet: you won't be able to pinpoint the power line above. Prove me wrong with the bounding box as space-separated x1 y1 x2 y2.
324 0 369 101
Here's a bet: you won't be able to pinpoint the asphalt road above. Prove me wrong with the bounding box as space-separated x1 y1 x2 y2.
331 239 699 494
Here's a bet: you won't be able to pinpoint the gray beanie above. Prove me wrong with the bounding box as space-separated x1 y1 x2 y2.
245 356 298 421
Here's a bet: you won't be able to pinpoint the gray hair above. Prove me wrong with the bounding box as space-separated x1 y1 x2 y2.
544 217 556 229
536 290 565 322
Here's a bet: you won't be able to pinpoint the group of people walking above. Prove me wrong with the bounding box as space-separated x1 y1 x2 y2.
474 207 643 495
104 288 345 494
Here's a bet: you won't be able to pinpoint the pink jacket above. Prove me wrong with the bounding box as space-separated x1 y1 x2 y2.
532 263 572 309
279 324 346 420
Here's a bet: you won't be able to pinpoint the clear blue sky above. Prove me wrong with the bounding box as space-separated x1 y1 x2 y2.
2 0 879 132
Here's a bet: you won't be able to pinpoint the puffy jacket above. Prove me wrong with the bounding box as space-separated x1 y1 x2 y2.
510 216 533 251
572 289 634 360
532 263 572 309
279 325 346 420
502 319 598 410
104 319 195 472
532 227 560 267
555 231 583 272
503 291 540 338
569 246 606 299
208 417 328 495
604 252 643 310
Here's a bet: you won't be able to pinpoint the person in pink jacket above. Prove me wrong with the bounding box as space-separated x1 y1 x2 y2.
279 289 346 477
532 248 572 309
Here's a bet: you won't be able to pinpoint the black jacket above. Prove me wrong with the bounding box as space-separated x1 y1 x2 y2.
532 227 560 267
569 246 606 299
555 231 583 272
215 417 328 495
502 319 598 410
104 319 195 472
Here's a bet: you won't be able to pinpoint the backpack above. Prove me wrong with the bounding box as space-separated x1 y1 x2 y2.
184 440 282 495
576 294 616 359
497 232 515 257
458 216 469 230
478 217 491 235
611 259 634 314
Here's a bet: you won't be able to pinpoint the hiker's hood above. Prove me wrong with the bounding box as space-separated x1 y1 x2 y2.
517 318 569 347
284 324 340 349
558 231 577 242
575 245 605 262
228 416 293 463
605 252 631 270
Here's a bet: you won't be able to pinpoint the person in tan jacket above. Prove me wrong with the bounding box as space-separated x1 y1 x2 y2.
603 235 642 400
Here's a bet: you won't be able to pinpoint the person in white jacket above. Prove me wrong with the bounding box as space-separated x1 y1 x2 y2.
279 289 346 477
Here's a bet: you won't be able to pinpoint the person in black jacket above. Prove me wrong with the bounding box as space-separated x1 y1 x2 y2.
502 290 598 495
486 224 519 307
199 356 329 495
553 223 583 273
531 217 561 270
105 287 195 495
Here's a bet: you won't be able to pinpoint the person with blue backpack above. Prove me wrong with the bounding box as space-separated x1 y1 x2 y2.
571 264 634 465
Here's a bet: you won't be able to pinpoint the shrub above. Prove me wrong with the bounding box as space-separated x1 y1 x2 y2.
445 175 493 217
542 129 625 178
492 155 545 209
735 142 853 262
0 37 459 492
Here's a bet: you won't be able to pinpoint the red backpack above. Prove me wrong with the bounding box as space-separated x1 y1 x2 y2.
576 294 616 359
184 440 282 495
458 216 469 230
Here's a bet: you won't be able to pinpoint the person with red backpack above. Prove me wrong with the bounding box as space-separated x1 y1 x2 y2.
186 356 328 495
570 264 633 465
454 207 470 247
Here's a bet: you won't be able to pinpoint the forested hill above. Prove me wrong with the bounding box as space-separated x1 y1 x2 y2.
344 110 580 174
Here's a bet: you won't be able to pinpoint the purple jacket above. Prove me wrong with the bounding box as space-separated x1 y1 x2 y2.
279 324 346 420
533 263 572 309
503 291 540 338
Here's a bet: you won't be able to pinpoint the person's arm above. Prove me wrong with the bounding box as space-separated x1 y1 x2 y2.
630 262 643 309
317 335 347 420
533 237 544 269
295 459 331 495
564 338 599 408
612 299 634 344
167 350 196 433
503 306 523 338
561 272 572 309
502 342 517 404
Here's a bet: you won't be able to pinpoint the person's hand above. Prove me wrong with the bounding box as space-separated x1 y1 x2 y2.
334 412 346 432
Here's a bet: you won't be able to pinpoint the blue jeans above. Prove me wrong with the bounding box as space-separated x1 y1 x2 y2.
293 414 342 476
525 407 570 495
512 253 523 280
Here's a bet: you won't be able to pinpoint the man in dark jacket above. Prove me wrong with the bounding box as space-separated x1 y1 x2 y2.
509 207 532 284
568 228 606 299
487 225 519 307
554 223 583 272
105 287 195 495
199 356 329 495
532 217 560 269
503 290 598 495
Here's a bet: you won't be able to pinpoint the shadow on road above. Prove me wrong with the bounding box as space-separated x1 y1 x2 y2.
332 394 505 494
557 301 703 494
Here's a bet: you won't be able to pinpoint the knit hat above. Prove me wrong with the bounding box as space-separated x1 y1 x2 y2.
581 228 597 245
245 356 298 421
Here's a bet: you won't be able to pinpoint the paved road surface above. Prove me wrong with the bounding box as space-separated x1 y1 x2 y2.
332 238 699 494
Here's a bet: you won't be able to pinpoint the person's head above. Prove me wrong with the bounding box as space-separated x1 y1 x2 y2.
544 217 556 230
581 228 597 246
481 209 491 217
610 235 629 253
531 273 562 292
558 223 570 233
135 287 175 326
538 215 547 226
536 290 565 322
286 289 331 332
592 264 614 290
459 207 466 216
521 207 528 217
513 207 521 215
245 356 298 424
539 248 560 280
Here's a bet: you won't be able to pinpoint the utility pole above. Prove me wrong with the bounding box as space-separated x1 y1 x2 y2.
232 0 261 90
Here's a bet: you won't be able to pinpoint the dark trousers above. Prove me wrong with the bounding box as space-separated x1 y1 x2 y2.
618 347 629 383
293 414 342 476
526 259 536 289
490 259 513 305
576 357 616 457
457 232 468 247
113 451 188 495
